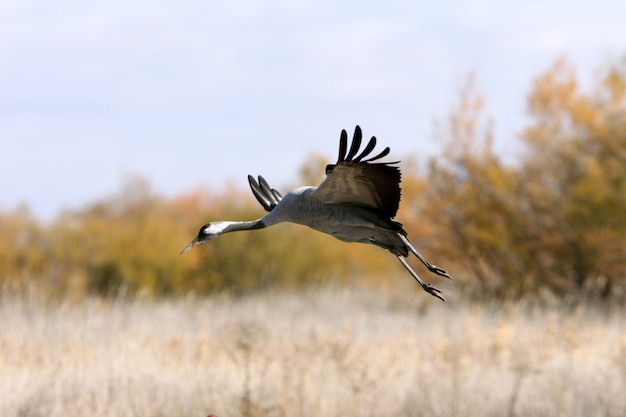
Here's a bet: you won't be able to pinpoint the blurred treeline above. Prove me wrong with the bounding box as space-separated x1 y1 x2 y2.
1 59 625 301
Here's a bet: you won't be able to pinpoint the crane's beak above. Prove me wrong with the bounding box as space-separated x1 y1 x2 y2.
180 237 200 255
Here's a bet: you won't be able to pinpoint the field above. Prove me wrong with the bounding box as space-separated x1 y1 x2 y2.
1 286 625 417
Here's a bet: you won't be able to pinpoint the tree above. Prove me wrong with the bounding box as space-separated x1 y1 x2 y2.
422 61 626 301
422 74 530 297
520 58 626 299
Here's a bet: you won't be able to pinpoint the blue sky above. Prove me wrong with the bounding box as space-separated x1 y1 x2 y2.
1 0 625 219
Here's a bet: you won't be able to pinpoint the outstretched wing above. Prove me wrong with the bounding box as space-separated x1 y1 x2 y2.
312 125 402 219
248 175 283 212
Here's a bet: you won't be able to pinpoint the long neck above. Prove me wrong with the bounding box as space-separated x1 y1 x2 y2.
222 219 266 234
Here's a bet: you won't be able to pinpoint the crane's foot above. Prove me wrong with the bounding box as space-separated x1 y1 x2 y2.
429 265 453 280
422 283 446 302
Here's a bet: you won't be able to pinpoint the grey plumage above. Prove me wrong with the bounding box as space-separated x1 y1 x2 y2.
181 125 452 301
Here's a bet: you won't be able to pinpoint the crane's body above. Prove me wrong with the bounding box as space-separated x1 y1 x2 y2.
182 126 452 301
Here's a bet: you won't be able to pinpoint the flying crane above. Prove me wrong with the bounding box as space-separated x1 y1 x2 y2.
181 126 452 301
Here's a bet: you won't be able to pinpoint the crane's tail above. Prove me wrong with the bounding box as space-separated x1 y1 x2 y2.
397 234 453 280
396 256 446 302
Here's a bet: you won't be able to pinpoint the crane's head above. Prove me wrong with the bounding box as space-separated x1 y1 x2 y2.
180 222 229 254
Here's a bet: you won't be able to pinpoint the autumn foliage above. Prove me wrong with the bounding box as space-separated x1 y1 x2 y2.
424 59 626 301
2 59 625 301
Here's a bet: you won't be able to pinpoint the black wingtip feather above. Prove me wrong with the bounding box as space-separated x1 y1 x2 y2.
345 125 362 161
353 136 377 163
248 175 271 212
327 127 396 173
258 176 273 195
248 175 283 212
271 188 283 200
338 129 348 163
363 146 390 162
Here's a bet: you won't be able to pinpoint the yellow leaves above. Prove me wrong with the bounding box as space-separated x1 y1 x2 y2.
528 58 578 116
0 206 46 285
422 58 626 300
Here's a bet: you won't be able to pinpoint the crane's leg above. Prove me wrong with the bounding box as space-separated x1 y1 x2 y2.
397 256 446 302
398 234 453 280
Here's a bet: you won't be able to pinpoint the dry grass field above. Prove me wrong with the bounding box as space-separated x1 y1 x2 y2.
1 286 625 417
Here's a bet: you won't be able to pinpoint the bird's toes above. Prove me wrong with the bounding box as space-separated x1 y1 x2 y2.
431 265 453 280
423 283 446 302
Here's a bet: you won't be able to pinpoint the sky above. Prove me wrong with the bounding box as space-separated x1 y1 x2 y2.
1 0 625 220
